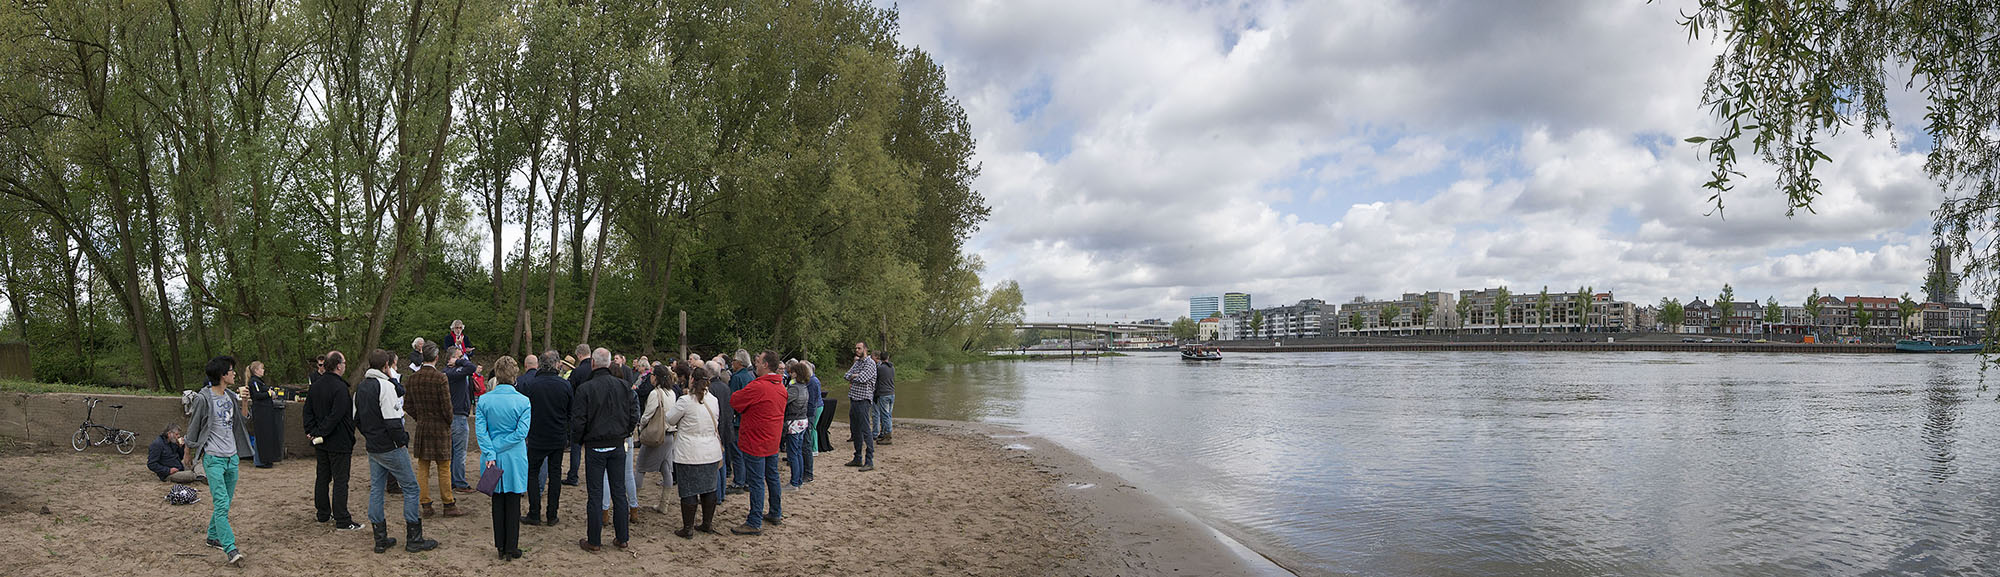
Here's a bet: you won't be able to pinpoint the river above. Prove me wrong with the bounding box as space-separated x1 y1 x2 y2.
880 351 2000 576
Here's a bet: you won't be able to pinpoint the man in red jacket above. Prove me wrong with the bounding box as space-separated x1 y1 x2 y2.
729 350 788 535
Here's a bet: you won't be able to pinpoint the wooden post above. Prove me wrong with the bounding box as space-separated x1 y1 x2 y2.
678 310 687 360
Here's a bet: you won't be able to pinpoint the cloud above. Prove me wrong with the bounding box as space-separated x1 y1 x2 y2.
884 0 1945 320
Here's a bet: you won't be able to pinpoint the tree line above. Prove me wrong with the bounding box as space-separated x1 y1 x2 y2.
0 0 1022 388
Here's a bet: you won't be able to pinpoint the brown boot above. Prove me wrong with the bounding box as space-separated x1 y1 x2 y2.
629 507 643 522
601 509 611 525
421 504 436 518
442 504 466 517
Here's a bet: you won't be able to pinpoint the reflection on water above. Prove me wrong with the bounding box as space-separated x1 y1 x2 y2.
892 352 2000 577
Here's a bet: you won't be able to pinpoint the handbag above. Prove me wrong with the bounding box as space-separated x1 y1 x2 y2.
639 390 669 448
476 461 503 496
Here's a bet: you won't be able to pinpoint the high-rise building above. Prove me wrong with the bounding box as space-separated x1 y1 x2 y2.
1222 292 1252 315
1930 246 1963 304
1190 295 1220 319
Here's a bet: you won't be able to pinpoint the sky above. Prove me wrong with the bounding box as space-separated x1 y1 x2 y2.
875 0 1949 322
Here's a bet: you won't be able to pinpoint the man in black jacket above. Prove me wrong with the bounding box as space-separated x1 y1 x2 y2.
148 424 200 483
570 348 637 551
303 351 360 530
519 351 572 526
354 349 441 554
564 343 593 485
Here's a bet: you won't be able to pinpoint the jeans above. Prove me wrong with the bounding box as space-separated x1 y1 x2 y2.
724 428 745 488
249 435 266 467
598 441 639 510
525 446 563 521
849 399 875 465
742 453 782 528
583 446 630 546
783 429 812 486
313 448 353 523
874 394 894 437
567 443 583 482
450 414 470 489
417 459 454 506
202 454 240 552
367 448 421 526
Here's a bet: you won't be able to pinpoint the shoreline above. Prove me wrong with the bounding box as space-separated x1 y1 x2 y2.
903 418 1296 577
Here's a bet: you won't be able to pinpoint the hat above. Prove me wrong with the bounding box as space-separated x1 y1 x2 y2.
559 356 577 371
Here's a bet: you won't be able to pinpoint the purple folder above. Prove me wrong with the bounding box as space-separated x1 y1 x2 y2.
476 462 502 496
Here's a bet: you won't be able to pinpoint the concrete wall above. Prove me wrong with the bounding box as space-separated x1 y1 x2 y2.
0 343 29 381
0 392 453 459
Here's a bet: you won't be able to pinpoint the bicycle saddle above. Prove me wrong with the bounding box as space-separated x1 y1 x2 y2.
109 404 124 409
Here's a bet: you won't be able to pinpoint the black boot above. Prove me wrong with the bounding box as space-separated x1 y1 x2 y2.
696 493 717 533
372 524 398 554
676 501 696 539
405 521 440 553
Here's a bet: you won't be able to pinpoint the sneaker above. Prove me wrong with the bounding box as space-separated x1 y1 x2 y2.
842 460 862 467
523 515 544 526
763 515 782 526
859 464 875 472
442 505 466 518
206 538 226 551
729 524 762 536
225 549 245 566
334 521 362 531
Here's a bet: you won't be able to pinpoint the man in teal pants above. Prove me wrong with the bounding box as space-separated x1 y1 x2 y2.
185 356 248 566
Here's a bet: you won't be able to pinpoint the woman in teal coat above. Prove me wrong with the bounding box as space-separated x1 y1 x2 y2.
476 357 533 561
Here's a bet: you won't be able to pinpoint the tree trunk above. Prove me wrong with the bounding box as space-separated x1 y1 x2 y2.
138 137 185 390
542 148 569 351
511 157 537 358
578 190 611 344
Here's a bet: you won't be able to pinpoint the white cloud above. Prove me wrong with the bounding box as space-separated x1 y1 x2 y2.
884 0 1947 320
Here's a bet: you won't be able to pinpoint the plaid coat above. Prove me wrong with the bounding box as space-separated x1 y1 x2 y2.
404 366 453 462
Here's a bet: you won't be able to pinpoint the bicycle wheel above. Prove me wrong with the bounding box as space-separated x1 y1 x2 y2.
114 431 136 455
72 427 89 451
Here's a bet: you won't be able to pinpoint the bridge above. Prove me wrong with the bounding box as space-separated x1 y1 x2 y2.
1013 320 1172 334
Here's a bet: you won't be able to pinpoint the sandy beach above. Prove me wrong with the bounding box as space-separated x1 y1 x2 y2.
0 419 1276 576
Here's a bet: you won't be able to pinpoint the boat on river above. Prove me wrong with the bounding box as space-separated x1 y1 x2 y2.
1181 346 1222 361
1894 337 1986 353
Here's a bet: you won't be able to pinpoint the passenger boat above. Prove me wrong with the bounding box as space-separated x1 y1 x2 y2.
1180 346 1222 361
1894 337 1986 353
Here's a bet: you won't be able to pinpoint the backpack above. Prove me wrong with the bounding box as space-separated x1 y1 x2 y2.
471 372 488 398
167 484 201 505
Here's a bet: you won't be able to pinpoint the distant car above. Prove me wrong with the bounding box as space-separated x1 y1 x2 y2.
1702 338 1716 343
1682 337 1697 343
1751 339 1768 343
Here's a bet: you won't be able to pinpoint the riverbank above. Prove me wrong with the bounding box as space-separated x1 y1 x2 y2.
0 418 1273 576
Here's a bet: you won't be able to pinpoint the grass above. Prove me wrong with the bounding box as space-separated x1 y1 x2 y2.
0 379 184 397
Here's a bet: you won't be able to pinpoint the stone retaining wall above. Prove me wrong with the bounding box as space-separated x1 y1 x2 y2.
0 392 494 459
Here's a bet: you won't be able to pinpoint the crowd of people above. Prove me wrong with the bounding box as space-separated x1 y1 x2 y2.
166 320 902 567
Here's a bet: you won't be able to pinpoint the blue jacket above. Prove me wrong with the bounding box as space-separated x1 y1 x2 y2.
442 356 477 415
475 384 532 494
806 376 823 411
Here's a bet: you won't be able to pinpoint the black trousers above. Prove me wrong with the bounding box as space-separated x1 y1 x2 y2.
817 399 839 453
849 399 875 464
584 446 630 546
525 446 563 520
491 492 522 555
314 447 353 523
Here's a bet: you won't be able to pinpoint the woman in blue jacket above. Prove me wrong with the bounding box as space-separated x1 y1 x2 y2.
476 357 533 560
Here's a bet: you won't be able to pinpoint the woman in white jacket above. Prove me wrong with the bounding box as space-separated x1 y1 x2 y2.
665 363 725 538
632 365 677 514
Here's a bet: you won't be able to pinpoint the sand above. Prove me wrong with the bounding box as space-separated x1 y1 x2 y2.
0 420 1281 576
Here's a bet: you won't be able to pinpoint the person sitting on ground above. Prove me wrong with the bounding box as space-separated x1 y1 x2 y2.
149 423 202 483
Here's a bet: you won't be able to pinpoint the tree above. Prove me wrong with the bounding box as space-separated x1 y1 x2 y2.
1349 312 1365 333
1660 298 1686 330
1493 287 1512 334
1677 4 2000 301
1535 287 1551 333
1249 310 1264 338
1803 288 1825 336
1414 296 1435 335
1379 304 1402 335
1716 284 1736 334
1455 295 1473 334
1857 309 1876 339
1764 296 1782 332
1899 293 1920 334
1170 316 1200 342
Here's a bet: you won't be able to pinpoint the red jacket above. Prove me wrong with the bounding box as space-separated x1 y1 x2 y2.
730 372 787 457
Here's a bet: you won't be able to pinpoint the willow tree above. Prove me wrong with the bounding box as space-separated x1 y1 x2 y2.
1678 3 2000 307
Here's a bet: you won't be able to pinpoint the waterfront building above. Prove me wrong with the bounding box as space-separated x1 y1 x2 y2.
1222 293 1253 316
1843 296 1902 336
1222 299 1335 340
1455 288 1608 333
1338 292 1459 335
1198 317 1220 341
1190 295 1220 320
1722 301 1763 334
1592 294 1638 332
1683 299 1714 332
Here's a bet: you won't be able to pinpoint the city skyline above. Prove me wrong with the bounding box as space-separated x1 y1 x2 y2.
883 0 1945 323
